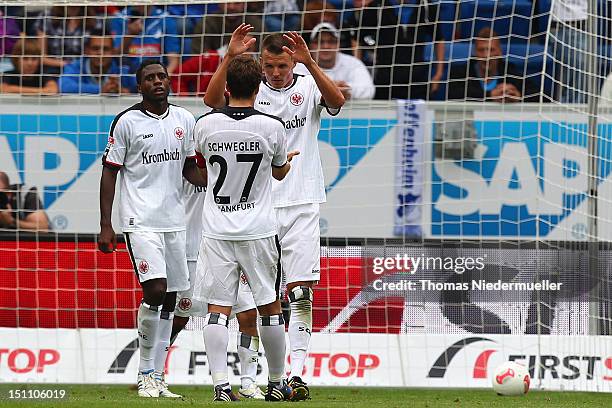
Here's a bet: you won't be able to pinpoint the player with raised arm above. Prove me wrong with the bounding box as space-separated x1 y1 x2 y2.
171 179 265 399
204 24 345 400
195 55 299 402
98 60 206 398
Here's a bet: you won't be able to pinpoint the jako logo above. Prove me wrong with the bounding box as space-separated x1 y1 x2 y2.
142 149 180 164
284 115 306 130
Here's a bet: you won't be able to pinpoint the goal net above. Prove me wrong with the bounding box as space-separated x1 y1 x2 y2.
0 0 610 392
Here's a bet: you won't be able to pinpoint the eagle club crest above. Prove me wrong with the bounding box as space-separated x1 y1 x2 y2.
138 260 149 274
174 127 185 140
290 92 304 106
240 272 249 286
178 297 192 311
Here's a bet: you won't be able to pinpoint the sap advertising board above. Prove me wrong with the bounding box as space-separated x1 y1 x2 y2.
429 111 612 241
1 99 610 240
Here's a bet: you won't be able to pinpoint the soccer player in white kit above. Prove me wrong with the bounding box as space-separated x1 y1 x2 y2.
98 61 207 398
171 179 265 399
204 24 345 400
195 55 298 402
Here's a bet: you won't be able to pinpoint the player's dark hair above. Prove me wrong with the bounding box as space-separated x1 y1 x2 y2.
226 56 262 99
261 33 292 55
135 59 167 85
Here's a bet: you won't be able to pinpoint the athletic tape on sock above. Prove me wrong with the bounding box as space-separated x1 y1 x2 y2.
237 332 259 351
260 313 284 326
205 312 228 326
160 310 174 320
288 286 313 303
141 300 162 312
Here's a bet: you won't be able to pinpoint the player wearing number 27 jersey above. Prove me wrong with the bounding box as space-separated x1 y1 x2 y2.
194 55 295 402
203 26 345 400
196 110 287 239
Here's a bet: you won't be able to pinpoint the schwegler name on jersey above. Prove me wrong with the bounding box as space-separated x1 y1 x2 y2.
254 74 340 207
102 102 196 232
194 106 288 240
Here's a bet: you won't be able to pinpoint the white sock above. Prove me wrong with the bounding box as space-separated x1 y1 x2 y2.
138 301 161 373
259 314 286 383
202 312 229 388
288 287 313 379
237 332 259 389
154 310 174 376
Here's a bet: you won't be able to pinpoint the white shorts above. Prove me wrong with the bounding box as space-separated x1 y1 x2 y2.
124 230 189 292
275 203 320 283
198 236 280 308
176 260 256 318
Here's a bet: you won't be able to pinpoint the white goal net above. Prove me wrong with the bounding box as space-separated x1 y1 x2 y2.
0 0 610 392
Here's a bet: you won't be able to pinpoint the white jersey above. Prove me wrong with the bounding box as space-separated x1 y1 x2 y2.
255 74 339 207
194 106 288 240
294 54 375 100
103 103 196 232
183 180 206 260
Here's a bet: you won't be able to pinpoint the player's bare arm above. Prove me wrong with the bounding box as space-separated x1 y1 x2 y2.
98 165 119 253
282 31 345 109
203 23 257 109
272 150 300 181
183 158 207 187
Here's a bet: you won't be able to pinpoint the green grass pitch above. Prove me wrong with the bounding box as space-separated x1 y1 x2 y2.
0 385 610 407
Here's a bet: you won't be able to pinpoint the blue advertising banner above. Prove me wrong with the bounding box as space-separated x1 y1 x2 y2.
431 120 612 238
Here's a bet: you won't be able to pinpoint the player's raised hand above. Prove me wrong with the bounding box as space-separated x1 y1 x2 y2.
227 23 257 58
287 150 300 162
282 32 315 66
98 224 117 253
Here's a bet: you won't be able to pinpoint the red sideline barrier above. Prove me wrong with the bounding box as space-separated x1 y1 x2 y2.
0 240 404 333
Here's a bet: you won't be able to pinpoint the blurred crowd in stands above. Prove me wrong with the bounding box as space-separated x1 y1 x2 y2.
0 0 606 103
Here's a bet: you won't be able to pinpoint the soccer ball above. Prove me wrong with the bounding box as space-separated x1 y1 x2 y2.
491 361 530 396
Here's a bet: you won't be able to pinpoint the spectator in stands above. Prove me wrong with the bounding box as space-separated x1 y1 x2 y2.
190 2 262 55
264 0 301 32
294 22 374 100
352 0 446 100
59 29 137 94
167 4 217 58
0 9 20 56
302 0 352 52
34 6 105 72
111 6 181 74
0 38 58 95
447 28 540 103
171 50 221 96
0 172 50 231
548 0 588 103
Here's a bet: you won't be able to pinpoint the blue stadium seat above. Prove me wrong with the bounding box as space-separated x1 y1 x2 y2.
459 0 533 41
423 41 553 99
535 0 552 36
423 41 545 69
437 0 459 41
